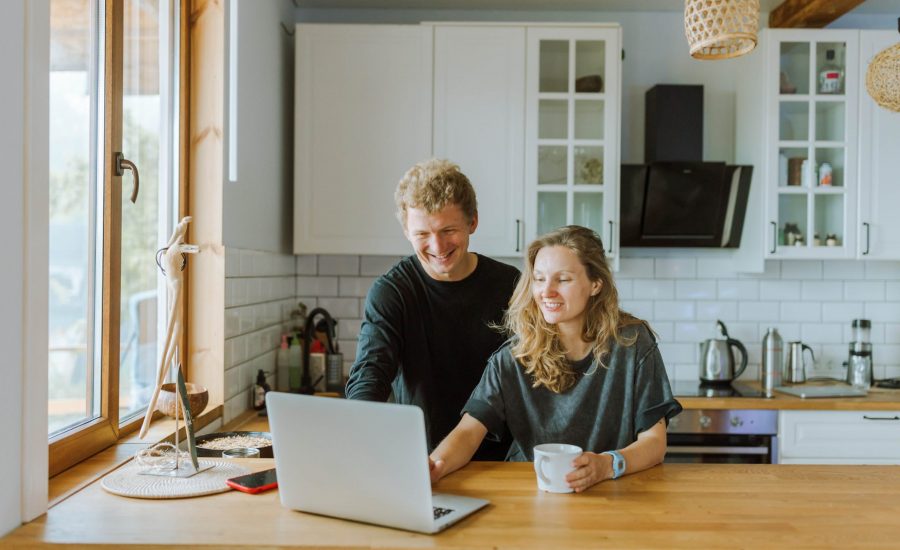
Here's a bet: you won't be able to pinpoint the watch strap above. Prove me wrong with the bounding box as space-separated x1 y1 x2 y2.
602 450 625 479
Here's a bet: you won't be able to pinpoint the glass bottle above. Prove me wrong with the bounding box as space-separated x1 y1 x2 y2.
818 49 843 94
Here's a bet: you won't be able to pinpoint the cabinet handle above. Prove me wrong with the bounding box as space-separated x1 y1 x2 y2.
770 221 777 254
863 222 870 255
862 415 900 421
515 219 521 253
607 221 614 254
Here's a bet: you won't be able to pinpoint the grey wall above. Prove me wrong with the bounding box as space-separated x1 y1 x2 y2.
223 0 295 253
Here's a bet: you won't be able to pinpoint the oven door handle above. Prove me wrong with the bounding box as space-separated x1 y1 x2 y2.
667 446 770 455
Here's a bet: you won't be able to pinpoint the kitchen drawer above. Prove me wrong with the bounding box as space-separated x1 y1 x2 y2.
779 410 900 464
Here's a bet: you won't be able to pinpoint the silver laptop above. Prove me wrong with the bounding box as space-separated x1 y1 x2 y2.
266 392 489 534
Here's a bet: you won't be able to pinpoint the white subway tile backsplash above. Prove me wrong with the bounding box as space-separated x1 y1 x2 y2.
648 321 673 342
228 250 900 392
801 281 843 301
823 260 865 280
865 303 900 323
865 261 900 280
296 276 338 296
673 322 705 343
634 280 675 300
655 258 696 279
717 280 759 300
844 281 885 301
759 280 801 301
696 300 738 321
822 302 863 322
653 301 695 321
695 258 741 279
318 297 360 318
779 301 821 322
338 318 363 340
621 300 653 320
318 255 360 276
676 280 715 300
225 248 240 277
738 260 780 280
800 323 843 344
296 255 317 275
780 261 823 280
886 324 900 344
617 258 654 278
339 277 377 298
614 279 633 300
361 255 403 276
739 301 780 322
658 342 697 365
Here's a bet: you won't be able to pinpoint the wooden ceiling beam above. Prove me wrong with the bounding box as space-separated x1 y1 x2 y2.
769 0 865 28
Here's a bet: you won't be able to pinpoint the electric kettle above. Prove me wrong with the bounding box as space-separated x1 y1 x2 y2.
699 320 748 383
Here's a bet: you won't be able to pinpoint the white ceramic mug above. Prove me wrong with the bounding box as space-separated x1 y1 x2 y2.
533 443 583 493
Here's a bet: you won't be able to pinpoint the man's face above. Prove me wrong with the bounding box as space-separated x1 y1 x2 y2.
404 203 478 282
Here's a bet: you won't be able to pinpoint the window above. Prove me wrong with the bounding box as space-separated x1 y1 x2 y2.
48 0 184 476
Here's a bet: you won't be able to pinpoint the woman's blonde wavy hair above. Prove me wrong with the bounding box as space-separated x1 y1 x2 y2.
505 225 641 393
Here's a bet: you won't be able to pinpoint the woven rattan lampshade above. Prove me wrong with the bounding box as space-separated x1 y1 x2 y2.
684 0 759 60
865 20 900 112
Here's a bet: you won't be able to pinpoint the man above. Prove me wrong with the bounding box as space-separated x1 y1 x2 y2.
346 159 519 461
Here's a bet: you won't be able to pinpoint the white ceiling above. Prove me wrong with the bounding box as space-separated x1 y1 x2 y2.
293 0 900 13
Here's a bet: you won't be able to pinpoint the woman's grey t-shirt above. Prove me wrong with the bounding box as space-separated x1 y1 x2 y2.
463 323 682 461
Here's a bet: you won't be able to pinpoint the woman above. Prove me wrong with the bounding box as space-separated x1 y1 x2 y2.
429 226 682 492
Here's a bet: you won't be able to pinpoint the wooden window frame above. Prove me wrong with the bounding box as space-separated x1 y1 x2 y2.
49 0 194 477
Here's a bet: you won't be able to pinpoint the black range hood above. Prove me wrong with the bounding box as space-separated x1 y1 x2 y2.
620 85 752 248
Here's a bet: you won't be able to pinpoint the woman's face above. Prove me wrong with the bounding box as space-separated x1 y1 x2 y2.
531 245 601 330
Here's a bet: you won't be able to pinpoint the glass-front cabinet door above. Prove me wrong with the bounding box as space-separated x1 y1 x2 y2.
765 29 858 259
525 26 620 269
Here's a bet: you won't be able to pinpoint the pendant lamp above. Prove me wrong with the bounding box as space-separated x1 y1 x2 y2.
865 18 900 112
684 0 760 60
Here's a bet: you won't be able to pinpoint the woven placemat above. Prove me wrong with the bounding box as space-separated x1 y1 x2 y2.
101 459 249 499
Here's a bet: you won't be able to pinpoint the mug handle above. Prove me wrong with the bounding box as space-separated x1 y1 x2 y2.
535 455 552 486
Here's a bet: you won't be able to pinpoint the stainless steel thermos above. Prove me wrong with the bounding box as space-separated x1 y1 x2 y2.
761 327 783 396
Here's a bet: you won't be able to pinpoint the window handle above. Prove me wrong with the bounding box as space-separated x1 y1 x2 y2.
115 152 140 203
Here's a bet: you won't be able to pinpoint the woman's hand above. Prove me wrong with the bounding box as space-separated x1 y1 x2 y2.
565 451 613 493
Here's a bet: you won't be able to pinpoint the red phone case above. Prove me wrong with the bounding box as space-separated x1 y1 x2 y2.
226 470 278 494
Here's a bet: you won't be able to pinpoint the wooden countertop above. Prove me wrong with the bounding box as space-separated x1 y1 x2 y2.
677 382 900 411
6 460 900 548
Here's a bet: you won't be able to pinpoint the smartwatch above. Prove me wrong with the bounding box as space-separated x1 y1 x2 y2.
602 450 626 480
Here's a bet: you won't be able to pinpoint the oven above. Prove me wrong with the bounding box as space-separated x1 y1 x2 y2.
666 409 778 464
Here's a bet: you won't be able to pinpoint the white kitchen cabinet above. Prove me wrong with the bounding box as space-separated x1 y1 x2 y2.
763 29 860 260
432 25 526 257
857 31 900 260
295 23 622 258
778 410 900 465
293 24 432 255
525 26 621 270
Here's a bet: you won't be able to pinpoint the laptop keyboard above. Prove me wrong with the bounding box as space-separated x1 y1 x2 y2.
433 506 454 520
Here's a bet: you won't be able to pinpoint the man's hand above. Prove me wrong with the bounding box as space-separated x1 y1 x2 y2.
565 451 613 493
429 456 445 484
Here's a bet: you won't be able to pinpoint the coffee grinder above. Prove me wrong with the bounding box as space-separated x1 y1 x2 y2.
846 319 873 389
